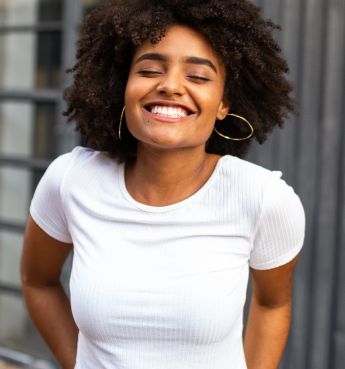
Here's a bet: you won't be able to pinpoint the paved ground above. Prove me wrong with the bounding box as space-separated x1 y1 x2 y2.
0 358 55 369
0 361 21 369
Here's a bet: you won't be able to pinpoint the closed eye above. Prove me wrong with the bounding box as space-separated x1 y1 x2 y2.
187 75 210 82
137 70 210 82
137 70 162 77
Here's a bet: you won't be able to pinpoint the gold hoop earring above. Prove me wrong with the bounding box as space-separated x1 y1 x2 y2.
214 113 254 141
118 106 125 140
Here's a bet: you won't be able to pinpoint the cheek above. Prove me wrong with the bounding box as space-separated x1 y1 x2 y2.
124 80 145 123
125 72 154 100
124 78 138 104
199 85 224 109
122 98 151 141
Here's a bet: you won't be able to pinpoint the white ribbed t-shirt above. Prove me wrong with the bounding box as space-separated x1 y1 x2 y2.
30 146 305 369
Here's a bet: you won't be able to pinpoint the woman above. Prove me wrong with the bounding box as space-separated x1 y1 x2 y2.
20 1 306 369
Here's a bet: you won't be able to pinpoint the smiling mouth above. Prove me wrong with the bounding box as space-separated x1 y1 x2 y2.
144 104 194 119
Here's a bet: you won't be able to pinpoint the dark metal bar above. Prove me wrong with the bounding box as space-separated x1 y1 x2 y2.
0 89 60 102
55 0 82 154
305 1 332 368
0 219 25 233
328 2 345 369
0 282 22 296
0 22 62 33
0 155 50 170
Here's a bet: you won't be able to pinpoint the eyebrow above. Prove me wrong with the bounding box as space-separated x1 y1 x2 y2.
134 53 218 74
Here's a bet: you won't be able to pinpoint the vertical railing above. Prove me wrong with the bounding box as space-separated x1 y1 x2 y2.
55 0 81 154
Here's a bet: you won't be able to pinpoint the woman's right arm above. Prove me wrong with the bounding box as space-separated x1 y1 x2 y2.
20 215 78 369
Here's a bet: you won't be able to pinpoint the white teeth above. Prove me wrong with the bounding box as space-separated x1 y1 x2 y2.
149 105 188 118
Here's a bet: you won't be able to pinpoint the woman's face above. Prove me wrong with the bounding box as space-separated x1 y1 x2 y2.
124 24 229 152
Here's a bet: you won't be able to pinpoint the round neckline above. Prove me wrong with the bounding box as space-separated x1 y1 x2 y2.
118 155 232 213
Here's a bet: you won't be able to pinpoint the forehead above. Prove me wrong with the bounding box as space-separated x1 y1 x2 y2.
132 24 224 71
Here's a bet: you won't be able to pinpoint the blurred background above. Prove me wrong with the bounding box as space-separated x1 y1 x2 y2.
0 0 344 368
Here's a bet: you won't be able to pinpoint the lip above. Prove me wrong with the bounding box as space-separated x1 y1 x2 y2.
143 100 197 115
142 106 195 123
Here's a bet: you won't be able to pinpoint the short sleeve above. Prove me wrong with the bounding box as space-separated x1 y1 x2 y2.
249 172 306 270
29 150 76 243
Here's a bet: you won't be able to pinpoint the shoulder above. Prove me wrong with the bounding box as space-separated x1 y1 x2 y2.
47 146 117 179
228 155 303 213
219 155 304 225
220 154 284 192
45 146 95 173
223 155 282 185
36 146 117 197
55 147 123 200
60 145 102 169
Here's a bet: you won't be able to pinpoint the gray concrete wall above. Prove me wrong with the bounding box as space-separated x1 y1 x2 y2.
248 1 345 368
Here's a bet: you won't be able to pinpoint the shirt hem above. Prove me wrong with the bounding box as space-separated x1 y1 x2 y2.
249 240 304 270
30 207 73 244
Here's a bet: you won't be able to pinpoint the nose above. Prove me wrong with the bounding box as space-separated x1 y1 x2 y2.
156 69 185 96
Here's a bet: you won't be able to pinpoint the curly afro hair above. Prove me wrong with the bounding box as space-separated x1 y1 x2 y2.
64 0 295 163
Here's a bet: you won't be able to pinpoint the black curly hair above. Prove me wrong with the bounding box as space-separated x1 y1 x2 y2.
64 0 295 163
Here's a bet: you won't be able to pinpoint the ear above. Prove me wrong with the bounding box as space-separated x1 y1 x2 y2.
216 98 230 120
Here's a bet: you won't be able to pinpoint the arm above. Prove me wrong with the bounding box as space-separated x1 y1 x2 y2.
243 255 299 369
20 215 78 369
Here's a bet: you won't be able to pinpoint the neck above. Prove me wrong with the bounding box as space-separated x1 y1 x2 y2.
124 145 220 206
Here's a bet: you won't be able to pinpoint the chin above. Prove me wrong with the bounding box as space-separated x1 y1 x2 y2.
132 128 203 151
141 130 186 148
148 138 185 149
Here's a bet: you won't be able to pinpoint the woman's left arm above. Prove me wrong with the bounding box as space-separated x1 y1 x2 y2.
243 255 299 369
